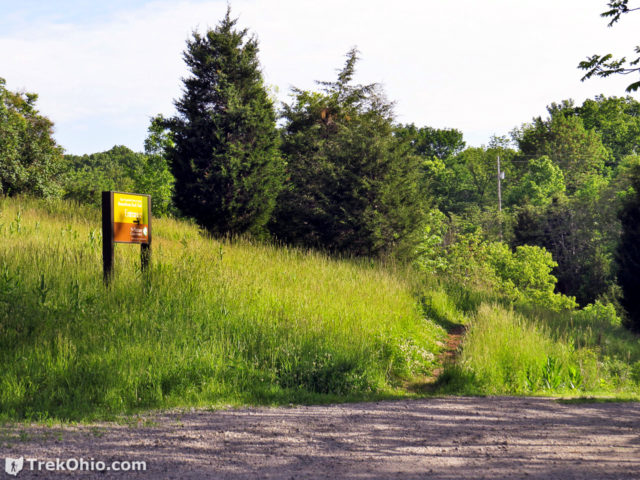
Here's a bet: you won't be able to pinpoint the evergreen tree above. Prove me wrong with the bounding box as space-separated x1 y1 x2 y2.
616 163 640 331
272 49 427 258
165 9 282 236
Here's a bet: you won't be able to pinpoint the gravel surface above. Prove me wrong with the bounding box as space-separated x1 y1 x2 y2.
2 396 639 479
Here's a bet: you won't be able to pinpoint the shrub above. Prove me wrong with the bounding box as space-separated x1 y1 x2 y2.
573 300 622 327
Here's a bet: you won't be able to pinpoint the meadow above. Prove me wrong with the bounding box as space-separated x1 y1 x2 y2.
1 196 639 423
0 196 445 421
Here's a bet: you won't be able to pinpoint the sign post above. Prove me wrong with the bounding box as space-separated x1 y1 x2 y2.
102 191 152 284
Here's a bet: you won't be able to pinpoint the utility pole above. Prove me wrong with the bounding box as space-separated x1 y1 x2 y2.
497 154 502 213
497 155 504 240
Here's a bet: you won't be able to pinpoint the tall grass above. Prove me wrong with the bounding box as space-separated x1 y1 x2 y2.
0 196 445 421
438 301 640 396
449 304 583 393
518 303 640 390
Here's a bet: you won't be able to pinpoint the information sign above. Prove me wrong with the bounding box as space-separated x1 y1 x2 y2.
101 191 152 284
113 193 150 243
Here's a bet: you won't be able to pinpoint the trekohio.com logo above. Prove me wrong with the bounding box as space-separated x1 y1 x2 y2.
4 456 146 475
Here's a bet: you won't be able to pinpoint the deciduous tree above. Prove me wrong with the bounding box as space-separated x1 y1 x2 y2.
508 156 566 207
63 143 175 216
514 112 609 195
0 78 64 197
394 124 465 160
579 0 640 93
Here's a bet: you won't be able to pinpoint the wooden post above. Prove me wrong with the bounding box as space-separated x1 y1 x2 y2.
101 191 114 285
141 195 152 272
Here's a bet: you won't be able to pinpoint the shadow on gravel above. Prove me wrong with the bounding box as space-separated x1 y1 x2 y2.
3 396 639 479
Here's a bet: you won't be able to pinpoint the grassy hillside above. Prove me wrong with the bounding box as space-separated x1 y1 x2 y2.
429 292 640 398
0 196 445 421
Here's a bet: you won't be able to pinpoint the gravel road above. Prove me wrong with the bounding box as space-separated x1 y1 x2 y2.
2 396 639 479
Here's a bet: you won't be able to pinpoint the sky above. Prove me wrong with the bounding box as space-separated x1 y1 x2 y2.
0 0 637 155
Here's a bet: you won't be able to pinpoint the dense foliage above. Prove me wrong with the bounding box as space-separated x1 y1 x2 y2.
394 124 465 160
271 50 427 258
0 78 64 197
63 142 174 216
4 7 640 334
617 163 640 331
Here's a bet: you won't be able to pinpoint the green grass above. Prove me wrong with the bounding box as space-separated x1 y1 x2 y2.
419 286 467 330
0 196 446 421
436 297 640 398
557 396 640 404
442 303 583 394
3 195 637 421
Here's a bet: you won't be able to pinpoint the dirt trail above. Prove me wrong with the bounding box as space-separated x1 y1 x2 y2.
406 323 465 390
2 397 639 479
434 324 466 376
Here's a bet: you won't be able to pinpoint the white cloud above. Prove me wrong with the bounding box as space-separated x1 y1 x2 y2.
0 0 637 153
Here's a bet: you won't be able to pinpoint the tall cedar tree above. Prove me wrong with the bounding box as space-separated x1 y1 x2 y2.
166 10 282 236
271 49 427 259
617 163 640 331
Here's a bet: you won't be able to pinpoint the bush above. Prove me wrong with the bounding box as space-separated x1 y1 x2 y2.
415 225 576 311
487 243 577 311
573 301 622 327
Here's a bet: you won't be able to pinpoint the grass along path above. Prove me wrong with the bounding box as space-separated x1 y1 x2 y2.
0 196 446 421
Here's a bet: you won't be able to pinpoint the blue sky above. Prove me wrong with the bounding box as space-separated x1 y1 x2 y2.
0 0 156 34
1 0 637 154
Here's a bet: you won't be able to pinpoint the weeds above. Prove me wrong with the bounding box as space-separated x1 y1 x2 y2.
2 195 636 421
0 196 446 421
437 300 640 397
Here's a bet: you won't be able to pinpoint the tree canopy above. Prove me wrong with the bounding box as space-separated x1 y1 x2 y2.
394 124 465 160
63 141 175 216
0 78 64 197
514 111 609 195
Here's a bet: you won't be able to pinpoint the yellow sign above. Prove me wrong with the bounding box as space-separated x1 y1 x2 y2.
113 193 150 243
